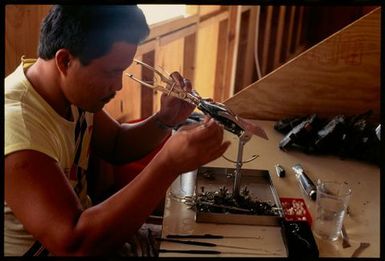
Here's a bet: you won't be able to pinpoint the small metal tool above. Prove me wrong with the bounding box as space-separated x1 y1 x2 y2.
166 233 263 240
159 249 280 256
196 201 252 213
157 238 264 251
292 164 317 201
275 164 286 177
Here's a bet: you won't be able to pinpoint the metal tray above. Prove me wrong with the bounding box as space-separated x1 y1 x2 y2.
195 166 284 226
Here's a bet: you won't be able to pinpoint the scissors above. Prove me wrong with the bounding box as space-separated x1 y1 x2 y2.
126 59 268 140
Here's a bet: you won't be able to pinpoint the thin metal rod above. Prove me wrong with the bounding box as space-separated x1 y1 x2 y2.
232 132 251 197
158 238 271 252
166 233 263 240
159 249 281 256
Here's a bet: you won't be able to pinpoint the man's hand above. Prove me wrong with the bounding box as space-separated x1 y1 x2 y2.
156 117 231 174
156 72 196 127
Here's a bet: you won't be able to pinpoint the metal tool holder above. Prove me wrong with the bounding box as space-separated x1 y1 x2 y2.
226 131 256 198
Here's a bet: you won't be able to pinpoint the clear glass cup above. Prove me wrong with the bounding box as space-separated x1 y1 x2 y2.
313 180 352 241
169 169 197 202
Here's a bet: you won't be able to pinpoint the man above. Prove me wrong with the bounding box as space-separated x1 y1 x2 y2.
4 5 230 256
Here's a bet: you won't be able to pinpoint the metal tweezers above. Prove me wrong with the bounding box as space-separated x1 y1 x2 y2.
125 59 200 106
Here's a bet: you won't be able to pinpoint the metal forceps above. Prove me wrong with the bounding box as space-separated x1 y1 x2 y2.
125 59 200 106
126 59 266 138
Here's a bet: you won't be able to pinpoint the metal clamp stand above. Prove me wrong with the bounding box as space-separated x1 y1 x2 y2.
222 131 258 198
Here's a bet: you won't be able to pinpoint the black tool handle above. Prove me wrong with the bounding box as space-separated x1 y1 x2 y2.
159 249 220 254
167 234 223 239
158 238 216 247
298 172 317 201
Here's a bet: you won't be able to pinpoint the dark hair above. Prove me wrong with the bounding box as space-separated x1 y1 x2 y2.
38 5 149 65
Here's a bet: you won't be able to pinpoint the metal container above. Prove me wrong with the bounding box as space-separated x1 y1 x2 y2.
195 167 284 226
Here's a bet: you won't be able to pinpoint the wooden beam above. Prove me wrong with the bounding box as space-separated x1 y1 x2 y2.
183 33 197 82
241 7 258 91
273 6 286 69
147 14 199 41
159 24 197 47
141 51 155 119
261 6 273 76
198 10 228 29
223 6 242 98
213 19 228 101
295 7 304 50
285 6 296 59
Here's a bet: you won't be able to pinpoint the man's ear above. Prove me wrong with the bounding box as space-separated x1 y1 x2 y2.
55 49 73 75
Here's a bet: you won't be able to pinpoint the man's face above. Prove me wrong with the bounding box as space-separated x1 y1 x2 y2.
63 41 137 112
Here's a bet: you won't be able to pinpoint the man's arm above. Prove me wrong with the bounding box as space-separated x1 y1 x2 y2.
91 109 172 164
92 72 196 165
5 118 229 255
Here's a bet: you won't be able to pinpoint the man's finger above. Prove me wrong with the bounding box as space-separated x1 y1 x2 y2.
170 72 185 88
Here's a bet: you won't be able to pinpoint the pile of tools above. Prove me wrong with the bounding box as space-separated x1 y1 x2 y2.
275 111 381 165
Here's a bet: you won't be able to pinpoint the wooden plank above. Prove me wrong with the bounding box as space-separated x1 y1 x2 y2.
195 22 219 99
273 6 286 69
241 7 258 91
5 5 51 76
147 14 199 41
140 52 155 119
105 54 144 121
224 8 380 122
159 24 197 47
285 6 296 59
199 5 222 16
233 11 249 94
266 7 279 74
198 10 228 29
154 38 185 113
183 33 196 83
223 5 242 98
213 19 228 101
261 6 273 76
295 7 304 50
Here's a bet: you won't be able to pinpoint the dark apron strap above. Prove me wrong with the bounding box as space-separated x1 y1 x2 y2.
23 241 49 256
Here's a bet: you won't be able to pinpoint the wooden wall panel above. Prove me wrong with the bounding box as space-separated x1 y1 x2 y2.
154 38 185 113
260 6 273 76
104 55 142 121
224 8 380 122
5 5 51 76
213 19 228 102
183 33 197 83
223 6 241 98
199 5 221 16
194 23 219 99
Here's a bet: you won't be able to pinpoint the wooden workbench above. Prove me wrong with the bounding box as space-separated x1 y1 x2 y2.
159 120 380 257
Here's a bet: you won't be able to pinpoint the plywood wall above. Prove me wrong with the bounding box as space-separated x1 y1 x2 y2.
224 7 381 122
194 23 220 99
154 38 185 113
5 5 51 76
